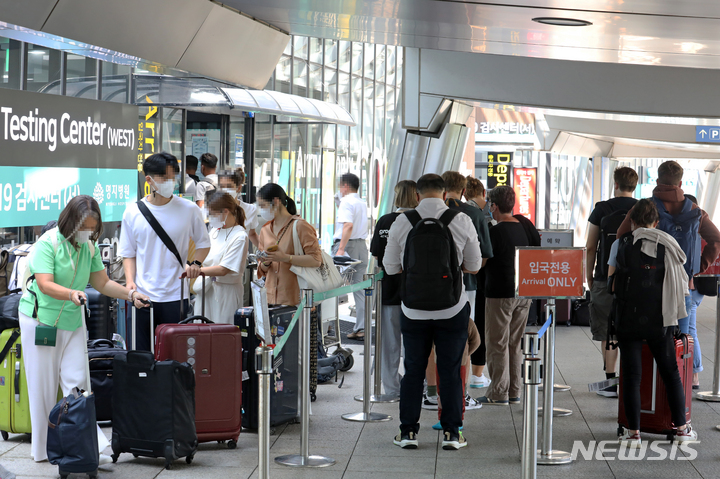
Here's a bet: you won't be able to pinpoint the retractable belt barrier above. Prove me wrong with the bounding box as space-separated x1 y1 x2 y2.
272 271 384 356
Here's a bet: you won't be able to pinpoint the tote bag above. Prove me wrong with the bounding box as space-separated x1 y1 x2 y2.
289 220 344 294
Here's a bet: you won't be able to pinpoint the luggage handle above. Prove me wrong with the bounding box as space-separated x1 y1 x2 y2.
179 315 214 325
131 299 154 354
180 272 205 320
88 338 115 349
80 298 92 394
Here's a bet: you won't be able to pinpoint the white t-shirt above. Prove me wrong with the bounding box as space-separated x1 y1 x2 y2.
238 198 259 231
205 226 249 284
196 174 218 202
184 175 197 200
333 192 368 241
119 196 211 302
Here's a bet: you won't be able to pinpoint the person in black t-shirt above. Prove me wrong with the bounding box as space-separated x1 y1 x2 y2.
585 167 638 398
370 180 418 398
477 186 539 406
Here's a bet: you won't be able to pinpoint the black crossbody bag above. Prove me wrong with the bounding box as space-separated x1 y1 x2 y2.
136 201 184 267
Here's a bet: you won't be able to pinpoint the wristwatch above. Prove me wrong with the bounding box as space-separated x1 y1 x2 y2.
187 260 202 267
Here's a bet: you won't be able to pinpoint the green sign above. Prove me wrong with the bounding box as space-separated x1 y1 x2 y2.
0 166 138 228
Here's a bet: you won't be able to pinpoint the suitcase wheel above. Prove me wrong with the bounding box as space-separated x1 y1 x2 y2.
666 433 675 442
1 431 8 441
165 462 173 470
616 426 624 437
60 474 69 479
311 392 317 402
133 454 139 458
186 455 194 464
111 454 118 464
88 470 98 479
228 440 237 450
339 354 354 372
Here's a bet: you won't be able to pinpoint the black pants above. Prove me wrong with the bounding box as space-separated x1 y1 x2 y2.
471 288 487 367
400 302 470 435
131 299 189 351
619 328 686 430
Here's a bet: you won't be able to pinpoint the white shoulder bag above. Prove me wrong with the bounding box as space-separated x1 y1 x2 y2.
289 220 344 294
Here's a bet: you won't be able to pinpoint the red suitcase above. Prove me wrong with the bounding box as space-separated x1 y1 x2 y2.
154 273 243 448
618 334 693 440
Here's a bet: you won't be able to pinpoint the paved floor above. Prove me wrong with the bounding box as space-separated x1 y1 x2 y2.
3 298 720 478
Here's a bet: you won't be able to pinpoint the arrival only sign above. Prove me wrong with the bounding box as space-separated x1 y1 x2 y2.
515 247 585 299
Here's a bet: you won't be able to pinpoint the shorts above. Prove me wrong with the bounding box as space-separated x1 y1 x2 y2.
589 281 613 342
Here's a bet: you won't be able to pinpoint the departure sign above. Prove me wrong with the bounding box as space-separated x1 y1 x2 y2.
515 248 585 299
513 168 536 224
487 152 512 188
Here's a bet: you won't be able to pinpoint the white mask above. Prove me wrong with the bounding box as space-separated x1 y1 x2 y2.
259 207 275 222
221 188 237 197
75 230 92 243
208 213 227 230
152 178 175 198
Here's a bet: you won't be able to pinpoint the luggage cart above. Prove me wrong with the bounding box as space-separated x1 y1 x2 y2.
319 257 360 372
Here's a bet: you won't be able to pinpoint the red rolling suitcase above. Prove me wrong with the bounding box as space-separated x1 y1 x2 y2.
618 334 693 440
154 273 243 449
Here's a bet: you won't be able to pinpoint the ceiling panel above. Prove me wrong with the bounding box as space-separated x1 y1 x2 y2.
42 0 214 67
0 0 58 31
226 0 720 69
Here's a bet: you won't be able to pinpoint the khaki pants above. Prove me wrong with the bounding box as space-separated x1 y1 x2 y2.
485 297 532 401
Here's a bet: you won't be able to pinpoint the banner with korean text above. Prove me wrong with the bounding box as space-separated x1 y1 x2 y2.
513 167 536 224
515 247 585 299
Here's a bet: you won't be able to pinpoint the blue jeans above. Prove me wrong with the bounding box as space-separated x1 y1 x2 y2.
677 290 704 374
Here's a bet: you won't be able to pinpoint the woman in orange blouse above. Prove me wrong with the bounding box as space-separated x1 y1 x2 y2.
256 183 323 306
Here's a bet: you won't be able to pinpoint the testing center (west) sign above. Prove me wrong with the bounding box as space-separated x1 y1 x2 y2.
0 88 138 228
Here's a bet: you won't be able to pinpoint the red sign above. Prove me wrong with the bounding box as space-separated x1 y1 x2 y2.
513 168 536 224
516 248 585 298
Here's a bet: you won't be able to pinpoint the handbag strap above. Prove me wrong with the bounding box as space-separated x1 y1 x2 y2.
137 200 183 267
0 329 19 363
275 217 295 246
292 219 305 255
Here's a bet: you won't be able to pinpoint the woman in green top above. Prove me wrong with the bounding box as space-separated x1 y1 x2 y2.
18 195 149 463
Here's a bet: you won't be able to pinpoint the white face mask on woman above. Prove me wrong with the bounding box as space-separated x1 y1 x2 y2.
152 178 175 198
75 230 93 243
208 213 227 230
259 206 275 222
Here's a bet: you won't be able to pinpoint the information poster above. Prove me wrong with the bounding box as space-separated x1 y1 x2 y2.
0 166 138 228
487 152 512 188
513 167 536 224
234 134 244 166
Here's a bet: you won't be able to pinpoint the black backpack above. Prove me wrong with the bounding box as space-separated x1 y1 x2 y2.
401 209 462 311
598 209 630 280
611 233 665 340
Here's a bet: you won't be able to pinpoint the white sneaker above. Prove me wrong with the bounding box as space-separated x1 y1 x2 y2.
465 394 483 410
619 430 642 449
99 453 113 465
469 374 491 389
422 392 439 410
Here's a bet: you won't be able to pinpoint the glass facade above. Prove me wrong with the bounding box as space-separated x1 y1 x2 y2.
269 36 402 248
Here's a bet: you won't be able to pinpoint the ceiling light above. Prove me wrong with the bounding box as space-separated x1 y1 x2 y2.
532 17 592 27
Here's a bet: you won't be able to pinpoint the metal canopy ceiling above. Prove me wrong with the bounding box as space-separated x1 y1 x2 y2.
133 75 355 126
226 0 720 70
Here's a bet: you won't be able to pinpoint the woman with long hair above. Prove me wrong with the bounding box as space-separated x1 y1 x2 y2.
256 183 322 305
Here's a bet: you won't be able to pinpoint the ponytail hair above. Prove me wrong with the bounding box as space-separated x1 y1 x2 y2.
208 191 246 228
258 183 297 215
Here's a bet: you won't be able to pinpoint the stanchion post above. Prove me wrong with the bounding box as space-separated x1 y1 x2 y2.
343 275 392 422
697 277 720 402
537 299 572 465
256 346 273 479
522 357 542 479
275 290 336 467
356 271 399 403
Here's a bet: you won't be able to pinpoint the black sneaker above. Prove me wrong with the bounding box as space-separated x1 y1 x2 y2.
597 385 618 398
442 430 467 450
393 430 418 449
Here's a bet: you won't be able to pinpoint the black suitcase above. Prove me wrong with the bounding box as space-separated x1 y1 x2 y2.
569 292 592 326
85 286 116 340
87 339 126 422
111 350 197 469
236 305 300 429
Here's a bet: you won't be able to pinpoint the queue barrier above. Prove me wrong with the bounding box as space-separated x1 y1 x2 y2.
260 270 386 470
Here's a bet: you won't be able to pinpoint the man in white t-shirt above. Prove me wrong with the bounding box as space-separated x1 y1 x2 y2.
195 153 219 210
184 155 199 200
331 173 369 339
120 152 211 351
218 168 260 247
